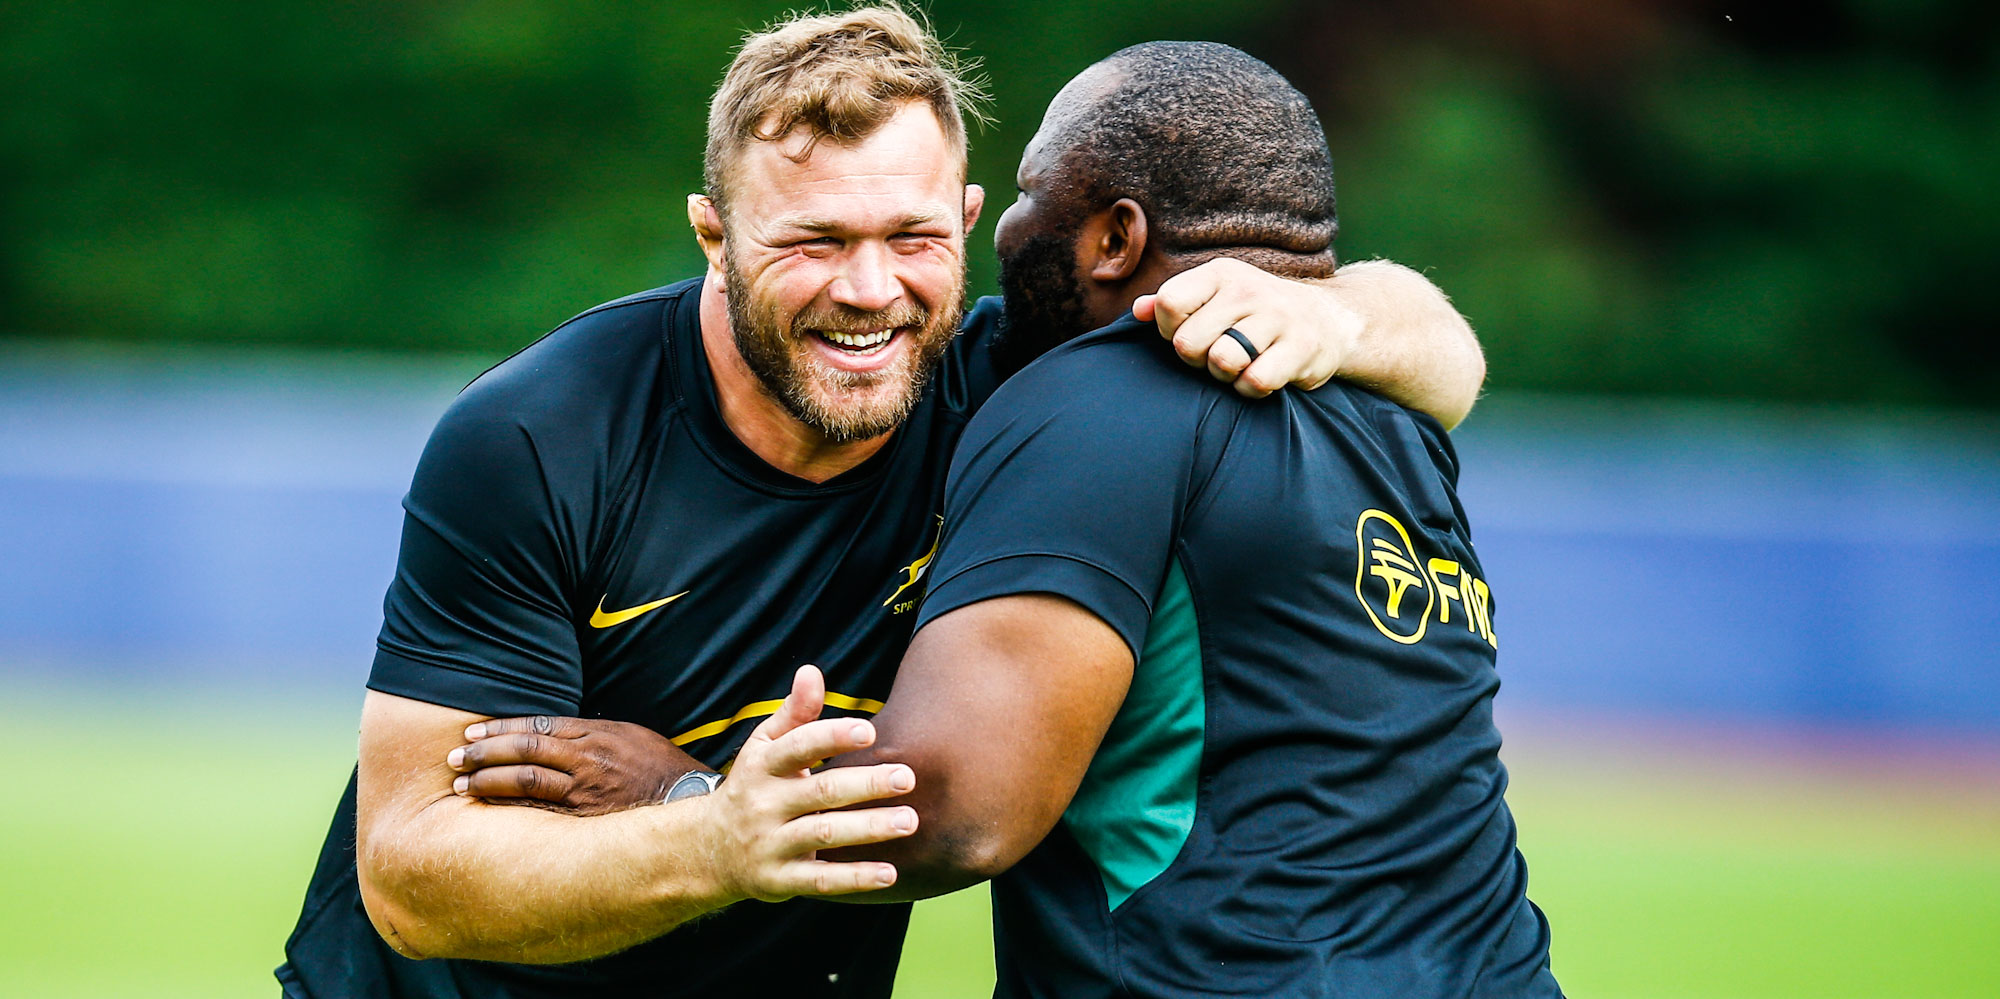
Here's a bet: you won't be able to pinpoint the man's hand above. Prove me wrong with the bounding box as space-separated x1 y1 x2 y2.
356 667 916 962
1136 257 1359 398
700 664 918 901
1136 257 1485 426
449 715 700 815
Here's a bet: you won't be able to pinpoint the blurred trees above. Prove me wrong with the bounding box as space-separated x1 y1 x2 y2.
2 0 1993 406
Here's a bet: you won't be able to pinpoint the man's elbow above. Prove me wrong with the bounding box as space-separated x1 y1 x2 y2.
894 821 1028 894
355 817 481 961
357 855 439 960
947 824 1024 881
1445 343 1485 430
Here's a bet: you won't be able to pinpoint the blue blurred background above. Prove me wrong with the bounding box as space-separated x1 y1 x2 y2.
3 1 1996 997
6 351 1996 733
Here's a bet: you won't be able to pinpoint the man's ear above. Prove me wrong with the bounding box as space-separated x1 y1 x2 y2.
962 183 985 236
687 194 726 280
1084 198 1149 283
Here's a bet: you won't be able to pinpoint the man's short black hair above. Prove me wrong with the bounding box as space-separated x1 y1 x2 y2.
1042 41 1337 269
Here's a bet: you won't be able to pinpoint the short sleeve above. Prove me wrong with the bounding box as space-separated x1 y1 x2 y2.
914 333 1211 656
368 380 586 717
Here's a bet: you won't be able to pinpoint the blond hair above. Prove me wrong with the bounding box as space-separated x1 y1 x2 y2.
703 3 988 213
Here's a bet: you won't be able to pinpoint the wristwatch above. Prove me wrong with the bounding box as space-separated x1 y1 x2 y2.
665 769 723 803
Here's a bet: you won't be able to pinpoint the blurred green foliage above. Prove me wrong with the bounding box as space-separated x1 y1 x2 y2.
3 0 1994 405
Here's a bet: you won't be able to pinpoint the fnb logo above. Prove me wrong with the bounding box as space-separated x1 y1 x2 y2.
1354 509 1497 648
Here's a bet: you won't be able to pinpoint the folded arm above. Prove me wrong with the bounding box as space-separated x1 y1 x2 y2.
355 668 915 963
821 594 1134 901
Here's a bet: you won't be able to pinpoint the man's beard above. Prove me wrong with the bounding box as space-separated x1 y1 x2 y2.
725 255 963 444
995 231 1093 377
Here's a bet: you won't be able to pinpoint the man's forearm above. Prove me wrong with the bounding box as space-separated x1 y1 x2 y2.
361 793 729 963
356 691 740 963
1322 259 1485 429
356 681 909 962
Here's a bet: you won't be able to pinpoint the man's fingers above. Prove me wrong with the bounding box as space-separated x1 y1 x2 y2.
1163 287 1256 372
1167 306 1247 369
751 664 828 745
778 761 915 816
758 718 885 777
464 715 585 742
449 732 579 773
779 804 919 854
1234 335 1320 398
1148 261 1230 339
1152 258 1265 351
454 764 576 803
775 859 901 897
1202 322 1272 381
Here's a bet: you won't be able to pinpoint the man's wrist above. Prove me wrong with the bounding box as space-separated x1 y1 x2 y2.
652 791 750 912
1309 280 1365 376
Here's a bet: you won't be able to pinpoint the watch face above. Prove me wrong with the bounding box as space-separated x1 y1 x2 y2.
667 770 720 802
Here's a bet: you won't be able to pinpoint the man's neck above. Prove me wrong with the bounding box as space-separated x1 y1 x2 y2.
698 280 895 484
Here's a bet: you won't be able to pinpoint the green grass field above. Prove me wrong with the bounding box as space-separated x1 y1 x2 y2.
4 684 1995 998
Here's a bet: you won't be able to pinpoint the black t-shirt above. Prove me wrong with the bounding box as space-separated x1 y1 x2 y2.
278 278 1006 998
916 317 1561 998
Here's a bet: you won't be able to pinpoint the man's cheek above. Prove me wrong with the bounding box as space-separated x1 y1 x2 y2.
754 259 835 309
901 261 963 306
912 244 962 284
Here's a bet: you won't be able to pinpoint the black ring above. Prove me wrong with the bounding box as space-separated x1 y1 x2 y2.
1221 326 1261 363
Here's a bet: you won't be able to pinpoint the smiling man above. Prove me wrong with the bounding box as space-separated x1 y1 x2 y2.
275 6 1488 999
698 99 975 477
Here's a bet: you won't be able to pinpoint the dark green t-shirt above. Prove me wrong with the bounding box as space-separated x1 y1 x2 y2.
917 316 1561 999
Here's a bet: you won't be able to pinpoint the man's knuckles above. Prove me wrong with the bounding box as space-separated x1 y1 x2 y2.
467 764 567 799
512 764 546 796
461 732 563 770
811 813 841 848
783 808 903 853
1171 331 1214 364
1238 367 1285 396
771 719 874 770
810 864 840 897
812 773 850 811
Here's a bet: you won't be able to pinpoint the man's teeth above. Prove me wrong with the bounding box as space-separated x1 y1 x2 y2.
820 328 895 350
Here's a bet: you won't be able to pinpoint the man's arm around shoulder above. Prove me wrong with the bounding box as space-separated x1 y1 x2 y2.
1142 257 1485 425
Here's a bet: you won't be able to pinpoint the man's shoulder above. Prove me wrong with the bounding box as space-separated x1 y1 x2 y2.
951 316 1212 486
1304 377 1454 466
454 278 693 421
424 278 699 480
466 278 693 401
1050 314 1176 363
996 315 1202 409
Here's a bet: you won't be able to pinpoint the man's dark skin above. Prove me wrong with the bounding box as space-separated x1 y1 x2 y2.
451 59 1396 896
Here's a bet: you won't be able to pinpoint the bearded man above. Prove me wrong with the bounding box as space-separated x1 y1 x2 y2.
276 6 1486 998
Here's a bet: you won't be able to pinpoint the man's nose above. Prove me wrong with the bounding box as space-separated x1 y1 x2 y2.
829 240 899 313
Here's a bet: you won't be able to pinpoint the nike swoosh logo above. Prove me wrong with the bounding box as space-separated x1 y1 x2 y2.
589 591 689 629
